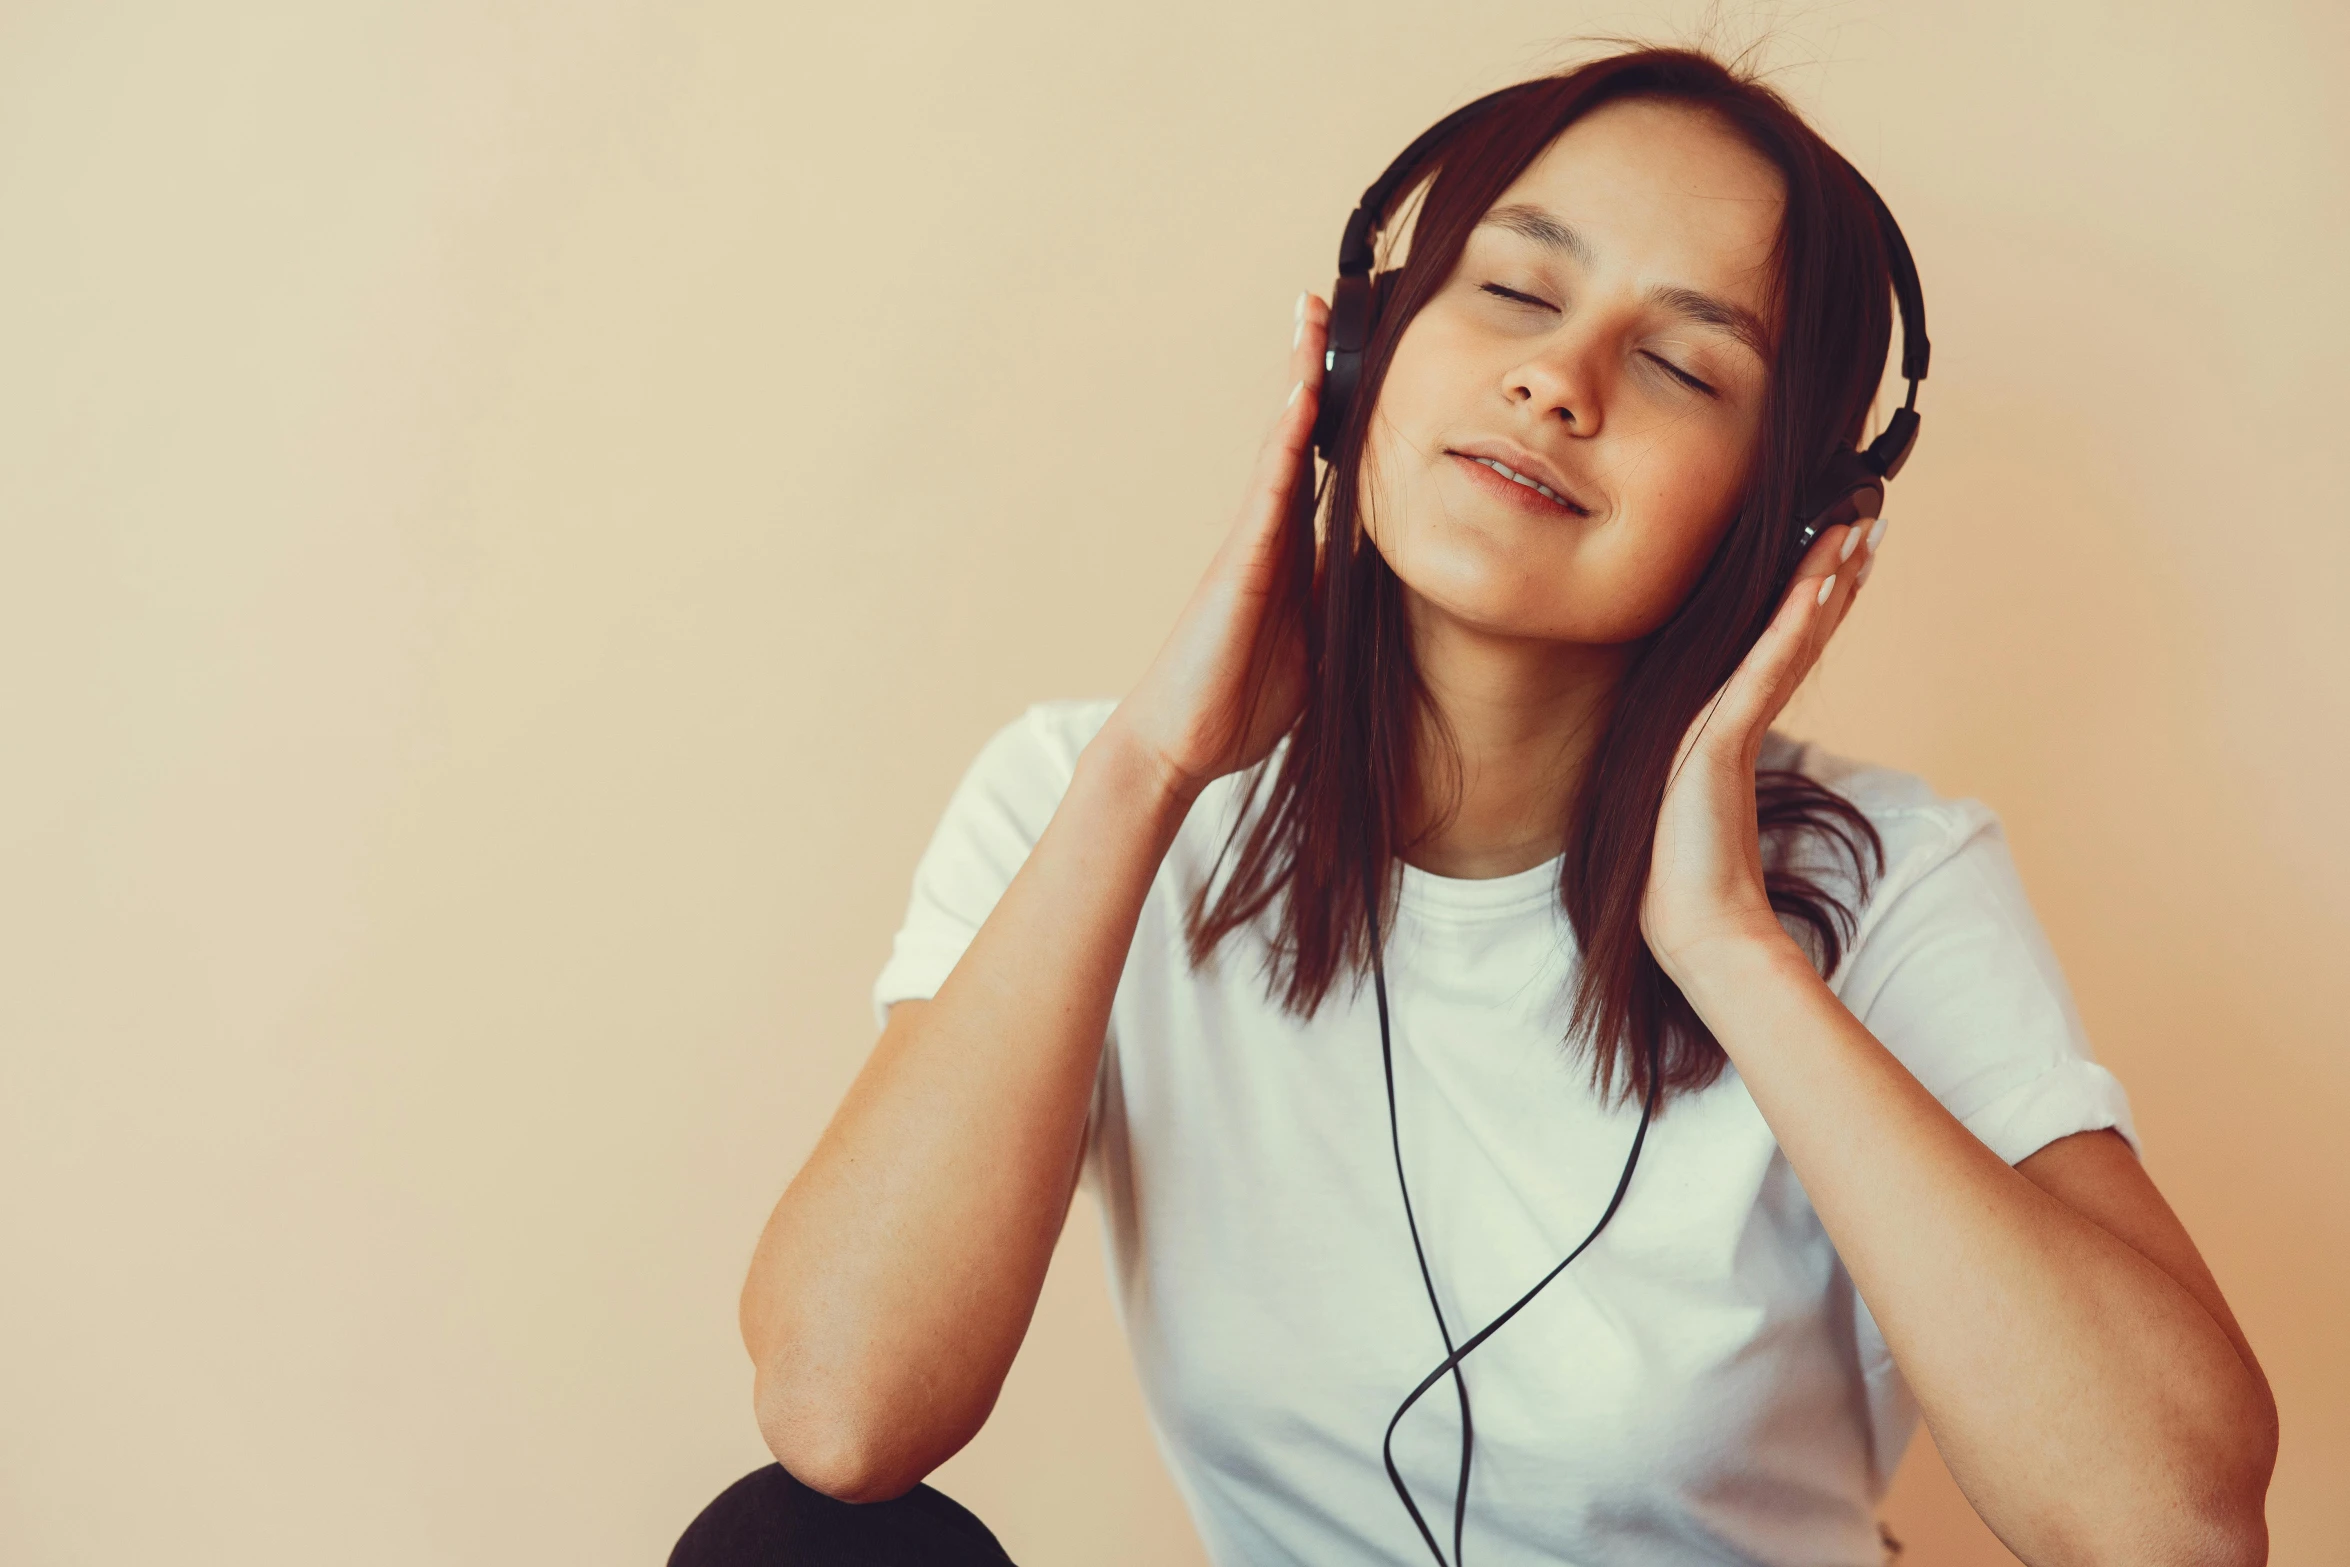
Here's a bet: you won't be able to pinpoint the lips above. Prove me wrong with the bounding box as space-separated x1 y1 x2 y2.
1442 440 1591 515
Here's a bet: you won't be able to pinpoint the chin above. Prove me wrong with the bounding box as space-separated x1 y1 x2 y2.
1402 565 1623 644
1382 526 1649 644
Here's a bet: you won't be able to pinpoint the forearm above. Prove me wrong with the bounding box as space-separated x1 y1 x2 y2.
741 718 1192 1497
1673 936 2272 1566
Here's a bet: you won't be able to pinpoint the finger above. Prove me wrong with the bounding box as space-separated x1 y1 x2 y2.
1797 516 1875 650
1701 546 1850 748
1251 291 1328 467
1787 514 1867 585
1254 295 1325 500
1289 288 1331 386
1265 287 1330 421
1848 513 1889 597
1820 513 1891 647
1810 558 1856 663
1221 294 1330 571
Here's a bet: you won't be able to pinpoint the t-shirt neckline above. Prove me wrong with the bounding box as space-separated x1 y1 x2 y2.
1395 852 1566 921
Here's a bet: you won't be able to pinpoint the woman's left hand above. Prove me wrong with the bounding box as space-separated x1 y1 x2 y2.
1641 517 1883 984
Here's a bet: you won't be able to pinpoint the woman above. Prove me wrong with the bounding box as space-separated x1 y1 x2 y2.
679 45 2276 1567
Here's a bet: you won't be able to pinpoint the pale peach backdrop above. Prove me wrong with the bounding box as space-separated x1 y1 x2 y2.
2 2 2342 1563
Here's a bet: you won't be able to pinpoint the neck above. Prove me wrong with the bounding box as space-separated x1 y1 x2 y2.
1400 597 1629 881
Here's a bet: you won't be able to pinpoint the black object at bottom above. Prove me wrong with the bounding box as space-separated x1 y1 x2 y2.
669 1462 1019 1566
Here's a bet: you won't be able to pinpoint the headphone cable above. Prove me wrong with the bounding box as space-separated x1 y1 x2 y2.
1367 871 1663 1567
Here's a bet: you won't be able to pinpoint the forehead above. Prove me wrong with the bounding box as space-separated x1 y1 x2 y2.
1488 97 1784 294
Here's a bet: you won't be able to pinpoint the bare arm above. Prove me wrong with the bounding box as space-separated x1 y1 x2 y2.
738 293 1331 1502
1677 943 2274 1566
740 729 1192 1501
1644 544 2276 1566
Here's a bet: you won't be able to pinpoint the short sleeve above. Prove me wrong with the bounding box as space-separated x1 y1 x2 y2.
1833 803 2139 1165
869 699 1112 1029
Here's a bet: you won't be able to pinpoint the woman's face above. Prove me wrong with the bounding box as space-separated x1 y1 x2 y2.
1363 97 1784 645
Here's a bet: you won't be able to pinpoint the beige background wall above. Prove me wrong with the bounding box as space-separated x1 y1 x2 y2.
3 2 2342 1562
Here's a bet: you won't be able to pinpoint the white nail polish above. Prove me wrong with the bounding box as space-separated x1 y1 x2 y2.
1294 290 1306 324
1856 556 1874 587
1816 574 1836 606
1839 523 1862 563
1866 514 1888 554
1293 316 1303 349
1285 379 1302 408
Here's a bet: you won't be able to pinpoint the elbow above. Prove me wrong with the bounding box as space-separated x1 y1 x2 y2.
749 1358 952 1505
2184 1381 2279 1567
2137 1360 2281 1567
2119 1508 2268 1567
2063 1502 2267 1567
756 1425 917 1506
2198 1460 2276 1567
2083 1429 2276 1567
738 1276 1004 1505
738 1284 908 1501
2206 1516 2270 1567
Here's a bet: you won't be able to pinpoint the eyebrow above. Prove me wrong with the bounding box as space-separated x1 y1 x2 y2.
1476 201 1774 362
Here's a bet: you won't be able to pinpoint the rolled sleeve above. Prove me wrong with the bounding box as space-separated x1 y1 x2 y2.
1834 801 2140 1164
1955 1056 2138 1163
869 700 1105 1028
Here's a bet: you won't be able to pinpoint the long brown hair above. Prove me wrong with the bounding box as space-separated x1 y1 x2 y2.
1185 45 1894 1107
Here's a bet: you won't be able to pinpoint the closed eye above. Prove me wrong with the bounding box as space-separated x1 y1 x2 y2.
1484 283 1718 397
1646 354 1717 397
1478 281 1554 310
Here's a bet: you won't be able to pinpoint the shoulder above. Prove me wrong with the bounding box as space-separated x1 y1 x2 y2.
1016 694 1122 757
870 697 1121 1023
1764 731 2136 1158
1759 730 2080 1021
954 696 1121 806
910 697 1129 881
1760 729 2006 926
1762 730 1990 844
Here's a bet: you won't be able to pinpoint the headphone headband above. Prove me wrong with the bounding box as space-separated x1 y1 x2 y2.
1333 82 1548 277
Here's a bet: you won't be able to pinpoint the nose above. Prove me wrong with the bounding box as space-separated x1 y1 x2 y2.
1503 327 1606 437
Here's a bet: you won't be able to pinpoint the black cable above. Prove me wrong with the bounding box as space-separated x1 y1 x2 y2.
1368 876 1477 1567
1367 868 1663 1567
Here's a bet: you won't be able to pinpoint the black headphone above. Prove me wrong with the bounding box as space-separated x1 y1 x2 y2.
1324 84 1932 1567
1309 80 1930 573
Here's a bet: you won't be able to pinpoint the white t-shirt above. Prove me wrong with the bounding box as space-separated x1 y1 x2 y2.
872 698 2137 1567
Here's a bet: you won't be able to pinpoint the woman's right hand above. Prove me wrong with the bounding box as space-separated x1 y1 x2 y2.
1102 290 1330 802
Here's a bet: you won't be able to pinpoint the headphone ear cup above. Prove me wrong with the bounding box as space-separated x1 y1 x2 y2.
1312 271 1376 466
1311 270 1403 468
1789 449 1885 566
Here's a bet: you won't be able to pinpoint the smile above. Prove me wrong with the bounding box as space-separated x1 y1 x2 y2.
1447 451 1584 515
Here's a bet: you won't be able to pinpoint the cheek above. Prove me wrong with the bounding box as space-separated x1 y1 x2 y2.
1598 425 1755 618
1368 311 1476 437
1353 321 1496 565
1623 425 1751 519
1583 514 1732 637
1511 461 1749 642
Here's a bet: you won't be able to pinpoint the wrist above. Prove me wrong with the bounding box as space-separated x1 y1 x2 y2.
1657 923 1820 1014
1080 714 1204 832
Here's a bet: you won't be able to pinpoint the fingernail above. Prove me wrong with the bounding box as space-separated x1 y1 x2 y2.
1293 315 1303 349
1865 514 1888 554
1855 556 1874 587
1294 290 1306 323
1285 379 1302 408
1816 574 1836 606
1838 523 1862 563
